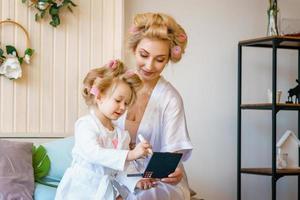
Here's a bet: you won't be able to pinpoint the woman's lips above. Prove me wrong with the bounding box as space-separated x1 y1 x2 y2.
141 68 153 76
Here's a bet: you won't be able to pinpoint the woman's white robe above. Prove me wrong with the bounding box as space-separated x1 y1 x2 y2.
116 76 193 200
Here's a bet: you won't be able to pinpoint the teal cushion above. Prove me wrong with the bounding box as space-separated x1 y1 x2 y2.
43 137 74 181
33 137 73 200
34 183 57 200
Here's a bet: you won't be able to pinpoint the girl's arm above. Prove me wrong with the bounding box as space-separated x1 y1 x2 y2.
127 141 151 161
74 120 151 171
73 120 129 171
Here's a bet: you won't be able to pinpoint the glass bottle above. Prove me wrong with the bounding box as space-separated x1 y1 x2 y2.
267 0 279 36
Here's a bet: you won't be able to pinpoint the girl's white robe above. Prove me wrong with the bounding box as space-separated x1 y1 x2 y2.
55 110 140 200
116 76 193 200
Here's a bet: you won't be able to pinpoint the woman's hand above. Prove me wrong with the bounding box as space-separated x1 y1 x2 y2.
161 167 183 185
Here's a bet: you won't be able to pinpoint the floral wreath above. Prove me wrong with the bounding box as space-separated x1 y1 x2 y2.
22 0 77 28
0 19 34 80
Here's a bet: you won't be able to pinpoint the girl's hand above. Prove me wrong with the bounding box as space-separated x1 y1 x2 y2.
136 178 157 190
127 141 152 161
161 167 183 185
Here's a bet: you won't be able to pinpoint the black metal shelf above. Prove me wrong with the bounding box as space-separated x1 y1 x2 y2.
237 36 300 200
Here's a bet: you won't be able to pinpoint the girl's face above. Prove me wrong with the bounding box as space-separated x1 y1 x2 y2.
134 38 170 82
97 81 132 120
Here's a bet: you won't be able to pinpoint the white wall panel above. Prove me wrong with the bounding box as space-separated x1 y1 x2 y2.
27 9 41 134
0 0 14 133
65 5 79 134
14 1 28 133
0 0 124 137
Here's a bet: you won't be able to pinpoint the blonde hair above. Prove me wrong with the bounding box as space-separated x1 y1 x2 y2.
82 60 142 106
128 12 188 63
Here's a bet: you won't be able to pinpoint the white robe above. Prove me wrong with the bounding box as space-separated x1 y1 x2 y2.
55 110 140 200
116 76 193 200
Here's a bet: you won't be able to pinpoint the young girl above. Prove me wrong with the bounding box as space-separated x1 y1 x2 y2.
55 60 153 200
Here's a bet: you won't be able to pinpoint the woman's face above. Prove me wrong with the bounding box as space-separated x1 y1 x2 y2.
134 38 170 82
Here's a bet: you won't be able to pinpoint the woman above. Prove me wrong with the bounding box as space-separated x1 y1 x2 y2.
116 12 193 199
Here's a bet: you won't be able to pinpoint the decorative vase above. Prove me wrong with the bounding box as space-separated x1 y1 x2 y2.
267 0 279 36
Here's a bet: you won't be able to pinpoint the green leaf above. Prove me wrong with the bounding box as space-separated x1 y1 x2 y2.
22 0 27 3
35 156 50 178
32 145 51 180
49 6 59 15
41 10 46 18
33 145 47 166
6 45 18 56
32 145 36 154
25 48 34 56
35 13 40 21
0 48 4 57
50 15 60 27
18 57 23 64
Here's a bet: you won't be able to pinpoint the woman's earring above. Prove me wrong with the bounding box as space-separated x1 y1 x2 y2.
171 46 182 60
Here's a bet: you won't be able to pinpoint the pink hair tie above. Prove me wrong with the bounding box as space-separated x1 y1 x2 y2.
90 86 99 97
177 33 187 43
107 60 117 70
171 46 182 59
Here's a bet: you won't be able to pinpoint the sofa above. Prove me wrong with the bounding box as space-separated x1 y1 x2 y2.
0 137 201 200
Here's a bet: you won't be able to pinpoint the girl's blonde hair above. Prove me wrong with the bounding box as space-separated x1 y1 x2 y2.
128 12 188 63
82 60 142 106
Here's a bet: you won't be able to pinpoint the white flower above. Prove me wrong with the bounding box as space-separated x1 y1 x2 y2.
0 55 22 79
24 54 31 64
9 51 17 57
37 2 49 10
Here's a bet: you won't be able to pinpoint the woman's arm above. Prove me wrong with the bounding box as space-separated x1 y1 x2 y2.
159 92 192 185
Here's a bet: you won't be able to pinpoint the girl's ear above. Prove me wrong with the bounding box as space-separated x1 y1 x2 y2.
95 95 101 104
96 93 106 104
94 97 100 107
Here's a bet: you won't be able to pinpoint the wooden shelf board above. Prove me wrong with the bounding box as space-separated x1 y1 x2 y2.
239 36 300 48
241 103 300 110
241 168 300 176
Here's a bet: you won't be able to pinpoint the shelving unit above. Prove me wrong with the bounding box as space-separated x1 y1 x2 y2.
237 36 300 200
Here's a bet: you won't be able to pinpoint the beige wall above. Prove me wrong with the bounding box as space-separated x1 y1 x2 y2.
125 0 300 200
0 0 124 137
